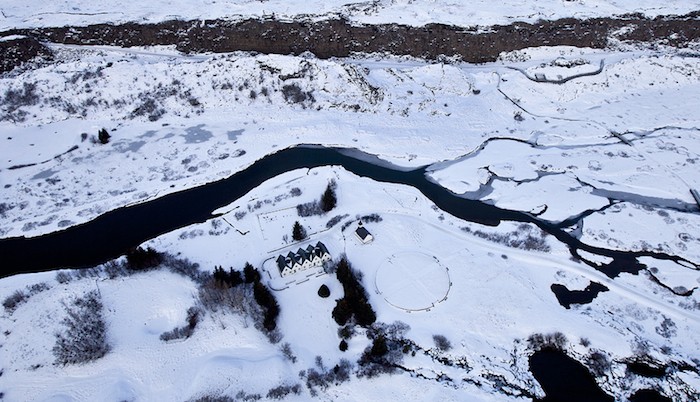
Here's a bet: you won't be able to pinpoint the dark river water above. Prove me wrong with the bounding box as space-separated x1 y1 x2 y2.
0 145 683 278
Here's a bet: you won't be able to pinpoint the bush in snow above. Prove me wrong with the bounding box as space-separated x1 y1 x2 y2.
317 284 330 298
296 201 323 217
325 214 348 229
655 317 677 339
97 128 111 144
3 282 51 314
160 306 201 342
235 391 262 401
266 384 301 399
53 290 110 365
281 83 315 108
303 358 353 395
433 334 452 351
55 271 73 284
526 331 568 351
2 290 28 313
586 350 612 378
1 82 40 122
358 213 382 223
280 342 297 363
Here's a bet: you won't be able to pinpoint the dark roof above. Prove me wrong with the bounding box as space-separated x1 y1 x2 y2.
355 226 371 239
277 242 330 274
315 241 329 254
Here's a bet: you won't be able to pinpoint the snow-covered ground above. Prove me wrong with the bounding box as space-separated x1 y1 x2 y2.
1 0 698 31
2 165 699 401
2 4 700 400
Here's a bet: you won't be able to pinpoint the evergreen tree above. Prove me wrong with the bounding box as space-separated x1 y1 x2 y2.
243 262 260 284
292 221 307 241
320 183 337 212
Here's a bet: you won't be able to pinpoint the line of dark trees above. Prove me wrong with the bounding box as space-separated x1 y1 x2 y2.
213 263 279 331
331 257 376 327
296 180 337 217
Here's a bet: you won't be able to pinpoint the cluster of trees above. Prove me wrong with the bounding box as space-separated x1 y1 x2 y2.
212 263 260 288
357 321 411 378
296 181 338 217
302 356 353 396
331 257 376 327
125 246 163 270
210 263 279 332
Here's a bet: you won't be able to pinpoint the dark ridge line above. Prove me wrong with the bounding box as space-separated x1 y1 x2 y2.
1 12 700 63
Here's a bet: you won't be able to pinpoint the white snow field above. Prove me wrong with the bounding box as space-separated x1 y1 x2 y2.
374 252 451 311
0 0 698 31
2 165 699 401
1 2 700 400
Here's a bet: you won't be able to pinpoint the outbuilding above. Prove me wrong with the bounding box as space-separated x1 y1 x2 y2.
354 221 373 244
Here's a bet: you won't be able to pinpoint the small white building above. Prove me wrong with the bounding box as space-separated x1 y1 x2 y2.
354 222 373 244
276 241 331 277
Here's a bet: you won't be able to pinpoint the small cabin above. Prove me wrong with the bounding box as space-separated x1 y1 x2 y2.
354 222 373 244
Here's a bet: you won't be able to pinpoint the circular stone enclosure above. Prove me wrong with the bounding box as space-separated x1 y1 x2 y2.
374 252 451 311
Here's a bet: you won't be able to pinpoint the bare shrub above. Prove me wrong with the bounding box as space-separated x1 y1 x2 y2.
359 213 382 223
1 82 40 122
280 342 297 363
55 271 73 284
235 391 261 401
130 95 165 121
160 307 201 342
2 290 28 313
304 359 354 395
586 350 612 378
655 317 677 339
296 201 322 217
433 334 452 351
282 83 315 107
326 214 349 229
3 282 51 314
266 384 301 399
526 332 568 351
464 224 550 252
53 290 110 365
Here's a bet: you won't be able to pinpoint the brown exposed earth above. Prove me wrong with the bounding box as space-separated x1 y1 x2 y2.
0 36 52 73
0 12 699 73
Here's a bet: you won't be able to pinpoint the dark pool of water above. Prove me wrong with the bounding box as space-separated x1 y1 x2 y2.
529 348 614 402
550 281 609 309
629 389 671 402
